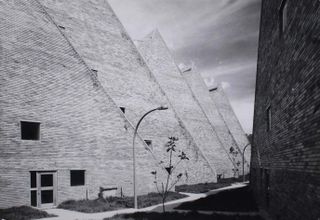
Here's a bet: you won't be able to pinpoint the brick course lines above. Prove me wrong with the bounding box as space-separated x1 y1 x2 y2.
250 0 320 219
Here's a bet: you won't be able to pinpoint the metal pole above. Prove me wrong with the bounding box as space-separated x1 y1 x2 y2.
132 106 168 209
242 143 250 182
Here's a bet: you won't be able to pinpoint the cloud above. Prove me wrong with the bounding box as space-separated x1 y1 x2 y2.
221 81 231 90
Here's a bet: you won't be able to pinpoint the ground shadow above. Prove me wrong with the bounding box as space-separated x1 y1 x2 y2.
176 186 259 212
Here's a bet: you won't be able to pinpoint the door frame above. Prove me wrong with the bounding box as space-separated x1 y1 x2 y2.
30 171 57 208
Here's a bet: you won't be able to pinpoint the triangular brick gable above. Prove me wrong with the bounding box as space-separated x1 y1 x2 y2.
0 0 165 207
137 29 236 178
39 0 216 185
208 85 251 172
182 66 250 175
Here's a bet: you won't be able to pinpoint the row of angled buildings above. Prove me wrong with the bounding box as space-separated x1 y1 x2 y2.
0 0 250 208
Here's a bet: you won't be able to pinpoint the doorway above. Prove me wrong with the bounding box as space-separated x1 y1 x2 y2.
30 171 57 208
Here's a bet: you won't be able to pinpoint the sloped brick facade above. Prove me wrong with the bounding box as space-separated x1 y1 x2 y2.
40 0 217 182
182 68 250 176
0 0 215 208
137 30 238 178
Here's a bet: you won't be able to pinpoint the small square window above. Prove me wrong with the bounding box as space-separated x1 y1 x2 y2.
70 170 85 186
266 106 272 132
91 69 98 77
144 140 152 149
21 121 40 140
120 107 125 113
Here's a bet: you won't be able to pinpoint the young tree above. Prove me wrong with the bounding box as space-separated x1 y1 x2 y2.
151 137 189 212
229 146 240 177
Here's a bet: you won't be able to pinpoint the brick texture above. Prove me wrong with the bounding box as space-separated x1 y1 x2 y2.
0 0 216 208
39 0 216 183
250 0 320 219
209 85 251 170
182 68 250 176
137 30 237 178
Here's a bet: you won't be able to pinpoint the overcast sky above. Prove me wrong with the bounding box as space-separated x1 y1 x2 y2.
108 0 261 133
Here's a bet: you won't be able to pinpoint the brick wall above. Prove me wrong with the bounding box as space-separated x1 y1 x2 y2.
0 0 162 207
137 30 236 178
182 68 251 176
251 0 320 219
40 0 217 182
0 0 216 208
209 86 251 172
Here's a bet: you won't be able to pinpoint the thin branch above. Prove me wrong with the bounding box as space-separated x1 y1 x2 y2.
171 159 182 173
164 149 173 194
154 175 161 194
167 177 182 192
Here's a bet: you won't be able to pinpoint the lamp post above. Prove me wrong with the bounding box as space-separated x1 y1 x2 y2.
242 143 251 182
132 106 168 209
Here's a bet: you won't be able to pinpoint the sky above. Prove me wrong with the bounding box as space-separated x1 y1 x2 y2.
108 0 261 133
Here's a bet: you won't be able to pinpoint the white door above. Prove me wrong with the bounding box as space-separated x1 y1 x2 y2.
37 172 57 208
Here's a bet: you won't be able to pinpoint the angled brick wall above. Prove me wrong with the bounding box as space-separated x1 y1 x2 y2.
0 0 216 208
39 0 215 185
251 0 320 219
182 67 250 175
136 30 235 178
209 86 251 170
0 0 167 208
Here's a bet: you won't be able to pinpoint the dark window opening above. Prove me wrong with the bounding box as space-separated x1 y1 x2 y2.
70 170 85 186
144 140 152 149
120 107 125 113
91 69 98 77
41 190 53 204
41 174 53 187
30 171 37 188
279 0 288 37
266 106 271 132
31 190 37 207
21 121 40 140
264 169 270 208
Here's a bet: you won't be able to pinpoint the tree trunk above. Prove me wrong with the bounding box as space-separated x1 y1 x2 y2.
162 197 166 213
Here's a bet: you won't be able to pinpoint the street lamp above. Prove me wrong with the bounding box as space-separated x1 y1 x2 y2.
241 143 251 182
132 106 168 209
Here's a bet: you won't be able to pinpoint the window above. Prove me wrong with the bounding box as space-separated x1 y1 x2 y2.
144 140 152 149
70 170 85 186
30 171 37 206
120 107 125 113
279 0 288 36
21 121 40 140
91 69 98 78
266 106 272 132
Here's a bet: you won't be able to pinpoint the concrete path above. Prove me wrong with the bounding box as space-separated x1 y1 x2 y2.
35 182 248 220
151 182 248 213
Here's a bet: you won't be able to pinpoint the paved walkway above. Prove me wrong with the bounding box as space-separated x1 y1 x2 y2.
35 183 248 220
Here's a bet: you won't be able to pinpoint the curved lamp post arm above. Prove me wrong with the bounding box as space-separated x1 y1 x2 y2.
133 107 167 138
242 143 251 182
132 106 168 209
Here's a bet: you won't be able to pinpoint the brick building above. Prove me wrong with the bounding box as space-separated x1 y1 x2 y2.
136 29 251 177
0 0 249 208
250 0 320 219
